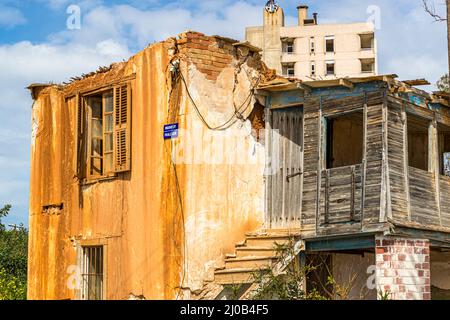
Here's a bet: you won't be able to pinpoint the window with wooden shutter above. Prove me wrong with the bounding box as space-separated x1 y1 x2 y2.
113 84 131 172
78 84 131 183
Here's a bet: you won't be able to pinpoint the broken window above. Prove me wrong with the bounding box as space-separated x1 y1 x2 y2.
325 36 335 53
360 33 374 50
407 114 429 171
81 246 104 300
77 84 132 181
325 111 364 169
360 59 375 73
437 123 450 176
326 61 335 76
87 93 112 177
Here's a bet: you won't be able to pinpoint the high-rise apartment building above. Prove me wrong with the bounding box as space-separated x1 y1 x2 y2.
246 1 378 80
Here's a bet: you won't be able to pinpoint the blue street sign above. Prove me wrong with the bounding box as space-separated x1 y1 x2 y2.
164 123 179 140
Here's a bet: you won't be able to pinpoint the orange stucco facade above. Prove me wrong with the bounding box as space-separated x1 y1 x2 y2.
28 32 270 300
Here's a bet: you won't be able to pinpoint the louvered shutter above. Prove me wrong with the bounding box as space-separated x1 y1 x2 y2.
75 94 85 179
113 84 131 172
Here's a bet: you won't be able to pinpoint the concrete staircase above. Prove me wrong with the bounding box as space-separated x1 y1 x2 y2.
213 231 300 286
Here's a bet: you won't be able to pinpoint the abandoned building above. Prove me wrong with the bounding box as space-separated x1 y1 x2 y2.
246 1 377 79
27 30 450 301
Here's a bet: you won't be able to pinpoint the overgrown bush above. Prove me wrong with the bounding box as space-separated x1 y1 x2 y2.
0 205 28 300
250 239 327 300
248 238 361 300
0 268 26 300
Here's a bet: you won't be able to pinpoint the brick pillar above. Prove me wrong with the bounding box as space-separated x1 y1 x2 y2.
375 236 431 300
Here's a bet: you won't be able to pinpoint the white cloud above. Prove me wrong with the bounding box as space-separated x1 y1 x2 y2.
47 1 266 49
0 38 131 225
34 0 103 10
0 6 27 27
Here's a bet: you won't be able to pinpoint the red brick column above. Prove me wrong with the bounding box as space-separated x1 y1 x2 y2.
375 236 431 300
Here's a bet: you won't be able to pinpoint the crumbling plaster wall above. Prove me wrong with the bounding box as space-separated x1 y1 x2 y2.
29 85 78 299
28 32 268 300
172 33 267 294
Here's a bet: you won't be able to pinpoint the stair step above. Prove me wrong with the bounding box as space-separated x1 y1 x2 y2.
235 246 278 258
214 268 268 285
245 229 301 237
244 237 292 248
225 256 276 269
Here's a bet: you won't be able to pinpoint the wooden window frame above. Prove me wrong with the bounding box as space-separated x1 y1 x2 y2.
85 91 115 182
77 82 132 185
437 123 450 176
405 112 431 172
103 92 114 175
323 111 365 169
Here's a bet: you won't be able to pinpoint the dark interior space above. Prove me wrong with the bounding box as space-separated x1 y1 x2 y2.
326 111 364 169
407 114 429 171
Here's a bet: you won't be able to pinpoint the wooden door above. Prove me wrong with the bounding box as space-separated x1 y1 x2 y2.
267 108 303 228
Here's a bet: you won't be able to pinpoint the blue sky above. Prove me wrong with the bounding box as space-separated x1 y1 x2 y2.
0 0 447 227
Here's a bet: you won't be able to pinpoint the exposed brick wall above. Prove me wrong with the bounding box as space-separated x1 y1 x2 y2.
375 236 430 300
177 32 236 81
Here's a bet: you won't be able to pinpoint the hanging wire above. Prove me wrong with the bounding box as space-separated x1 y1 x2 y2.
175 62 262 131
167 59 263 299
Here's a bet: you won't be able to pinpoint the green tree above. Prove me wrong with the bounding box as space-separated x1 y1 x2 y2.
437 74 450 92
0 205 28 300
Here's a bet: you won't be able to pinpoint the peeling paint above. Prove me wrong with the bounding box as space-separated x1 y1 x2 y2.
28 32 269 300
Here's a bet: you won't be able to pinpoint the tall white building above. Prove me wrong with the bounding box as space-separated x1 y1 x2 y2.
246 1 378 80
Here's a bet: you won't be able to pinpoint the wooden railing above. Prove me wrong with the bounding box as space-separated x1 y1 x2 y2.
408 167 450 229
320 164 363 225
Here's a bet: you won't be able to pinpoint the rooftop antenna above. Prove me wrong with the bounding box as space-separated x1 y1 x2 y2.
265 0 279 13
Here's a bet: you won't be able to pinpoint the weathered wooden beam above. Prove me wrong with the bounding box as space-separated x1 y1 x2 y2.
350 165 356 222
390 223 450 245
315 98 324 235
429 117 443 227
401 102 412 221
325 170 330 224
305 234 375 252
270 102 304 110
253 89 270 97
